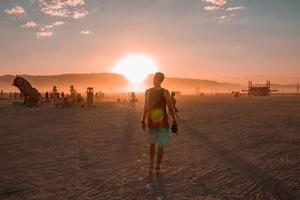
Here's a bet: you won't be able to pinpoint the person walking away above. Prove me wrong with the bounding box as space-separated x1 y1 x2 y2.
141 72 178 176
170 91 179 116
130 92 137 108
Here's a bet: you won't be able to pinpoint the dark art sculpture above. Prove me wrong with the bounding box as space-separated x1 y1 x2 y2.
12 75 41 106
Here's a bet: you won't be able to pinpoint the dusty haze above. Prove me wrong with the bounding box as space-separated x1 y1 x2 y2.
0 73 298 94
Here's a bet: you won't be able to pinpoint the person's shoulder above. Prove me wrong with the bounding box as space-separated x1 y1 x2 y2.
145 88 153 95
162 88 170 94
162 88 171 97
145 88 152 93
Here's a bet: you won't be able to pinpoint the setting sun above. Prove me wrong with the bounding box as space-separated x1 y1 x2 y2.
113 54 158 83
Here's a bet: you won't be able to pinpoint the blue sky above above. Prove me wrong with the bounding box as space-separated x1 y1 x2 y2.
0 0 299 83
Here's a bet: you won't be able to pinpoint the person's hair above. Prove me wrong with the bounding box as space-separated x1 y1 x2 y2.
154 72 165 83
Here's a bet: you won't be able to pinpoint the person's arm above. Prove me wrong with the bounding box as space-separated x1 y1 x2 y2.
141 90 150 130
164 90 176 121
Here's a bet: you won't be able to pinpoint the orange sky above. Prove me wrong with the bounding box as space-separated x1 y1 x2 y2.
0 0 299 84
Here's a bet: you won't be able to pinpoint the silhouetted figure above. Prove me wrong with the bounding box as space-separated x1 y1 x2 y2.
70 85 76 102
141 72 178 176
61 96 71 107
52 86 59 106
171 91 179 115
129 92 137 107
77 93 85 107
45 91 49 100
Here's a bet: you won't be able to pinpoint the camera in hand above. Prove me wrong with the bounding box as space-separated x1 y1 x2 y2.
171 121 178 135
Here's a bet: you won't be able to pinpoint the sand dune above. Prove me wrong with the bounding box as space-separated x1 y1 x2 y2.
0 95 299 199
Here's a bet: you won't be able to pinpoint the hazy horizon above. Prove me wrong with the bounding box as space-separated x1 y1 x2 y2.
1 73 298 95
0 72 299 85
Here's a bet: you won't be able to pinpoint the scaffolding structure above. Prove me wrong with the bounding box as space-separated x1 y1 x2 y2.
243 80 277 96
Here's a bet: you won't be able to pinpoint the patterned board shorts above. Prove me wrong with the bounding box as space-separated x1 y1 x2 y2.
147 128 169 147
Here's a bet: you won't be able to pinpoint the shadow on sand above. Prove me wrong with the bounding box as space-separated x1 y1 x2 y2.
147 175 168 200
118 108 137 153
181 119 299 200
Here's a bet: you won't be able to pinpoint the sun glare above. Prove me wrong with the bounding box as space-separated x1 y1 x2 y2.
113 54 158 83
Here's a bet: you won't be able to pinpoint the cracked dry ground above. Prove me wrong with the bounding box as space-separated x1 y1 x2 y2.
0 95 299 200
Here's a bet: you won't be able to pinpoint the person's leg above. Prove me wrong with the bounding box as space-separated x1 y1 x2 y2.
149 143 155 165
156 146 164 175
156 130 168 175
148 143 155 175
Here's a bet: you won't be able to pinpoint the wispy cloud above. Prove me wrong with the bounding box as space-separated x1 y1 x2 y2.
42 21 65 29
218 15 228 23
65 0 85 7
203 0 245 23
4 6 26 15
226 6 246 11
36 31 53 38
53 21 64 26
44 24 54 29
23 0 89 38
34 0 88 18
218 14 234 23
203 0 227 6
73 10 88 19
41 4 71 17
80 30 92 35
204 6 222 11
22 21 37 28
203 0 227 12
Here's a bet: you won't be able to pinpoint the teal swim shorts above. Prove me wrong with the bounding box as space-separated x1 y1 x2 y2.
147 128 169 147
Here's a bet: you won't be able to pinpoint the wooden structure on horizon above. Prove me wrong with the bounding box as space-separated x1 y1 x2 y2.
242 80 277 96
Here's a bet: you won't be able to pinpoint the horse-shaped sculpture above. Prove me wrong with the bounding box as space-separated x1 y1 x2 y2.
12 75 41 107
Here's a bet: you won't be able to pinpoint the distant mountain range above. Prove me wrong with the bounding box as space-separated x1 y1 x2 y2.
0 73 298 94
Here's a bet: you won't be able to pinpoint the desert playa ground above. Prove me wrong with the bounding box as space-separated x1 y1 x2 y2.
0 95 299 200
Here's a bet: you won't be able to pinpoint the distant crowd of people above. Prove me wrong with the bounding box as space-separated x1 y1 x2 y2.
0 86 106 108
0 90 23 100
42 90 85 107
116 92 138 107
